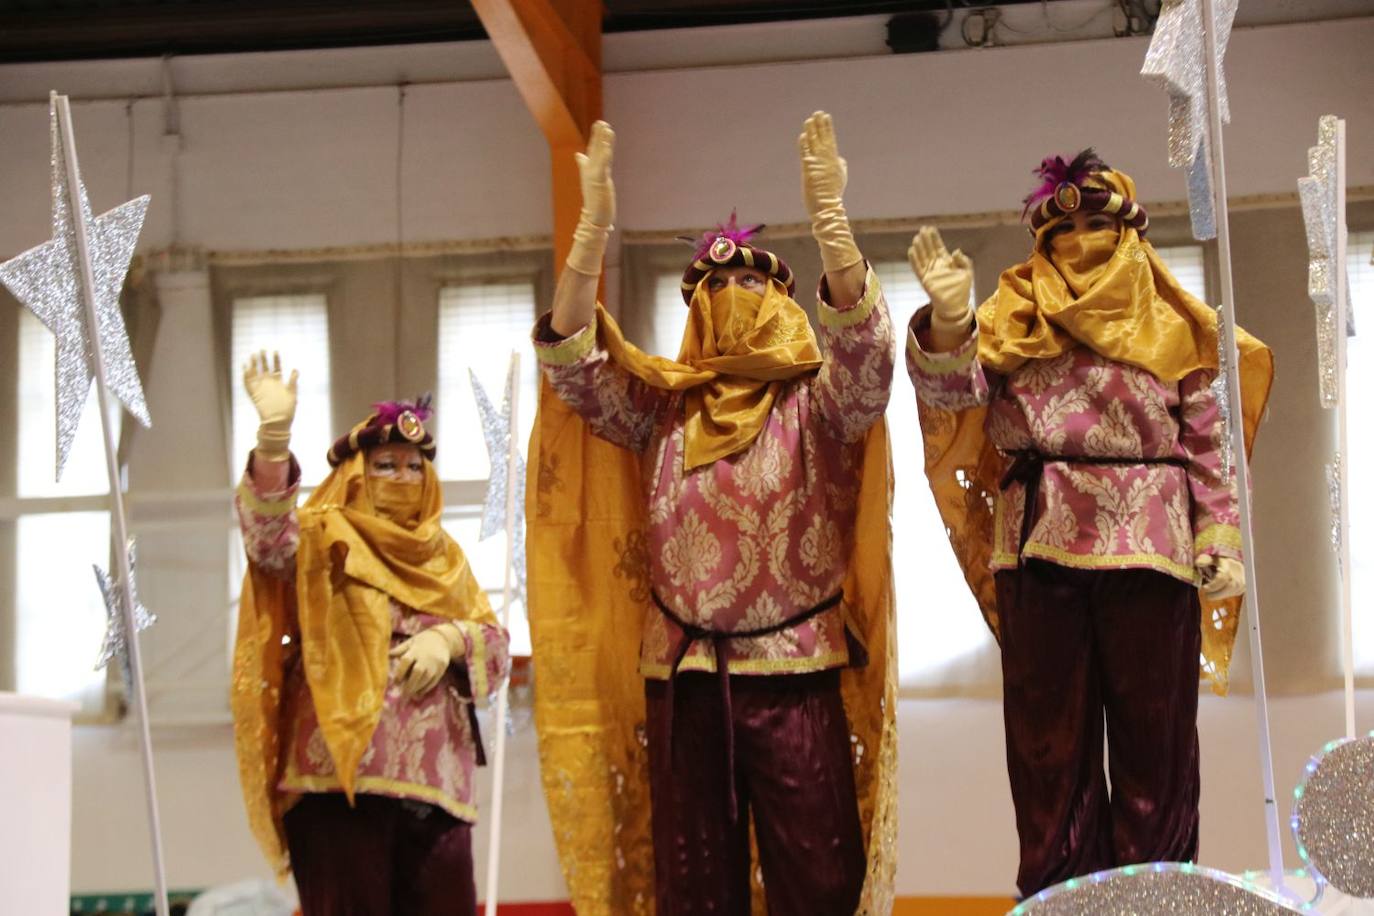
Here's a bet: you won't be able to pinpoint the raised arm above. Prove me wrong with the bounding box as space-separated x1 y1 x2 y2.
551 120 616 338
236 351 301 575
799 111 866 308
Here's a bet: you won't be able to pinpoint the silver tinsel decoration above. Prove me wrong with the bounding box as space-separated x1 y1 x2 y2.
1011 863 1303 914
1211 307 1234 481
0 96 151 479
1291 735 1374 899
93 538 157 689
1326 455 1342 567
1140 0 1238 241
1298 115 1353 409
472 362 527 606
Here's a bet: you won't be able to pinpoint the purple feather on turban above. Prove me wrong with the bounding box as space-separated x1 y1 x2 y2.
687 210 766 261
1021 148 1108 218
371 394 433 426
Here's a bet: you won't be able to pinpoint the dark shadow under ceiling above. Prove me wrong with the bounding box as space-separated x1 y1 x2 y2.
0 0 1122 64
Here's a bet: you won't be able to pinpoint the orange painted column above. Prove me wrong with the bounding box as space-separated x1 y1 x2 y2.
471 0 603 267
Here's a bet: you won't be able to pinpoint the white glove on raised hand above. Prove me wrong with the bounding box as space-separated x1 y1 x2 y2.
908 226 974 327
799 111 863 274
565 120 616 277
1197 555 1246 601
242 351 298 462
389 623 467 699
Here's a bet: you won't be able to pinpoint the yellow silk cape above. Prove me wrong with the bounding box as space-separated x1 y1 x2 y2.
528 298 897 914
918 189 1273 694
231 451 496 875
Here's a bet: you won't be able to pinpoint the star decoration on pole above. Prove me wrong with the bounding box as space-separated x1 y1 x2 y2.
1299 115 1353 409
1140 0 1238 240
0 94 151 479
472 362 527 605
93 538 157 689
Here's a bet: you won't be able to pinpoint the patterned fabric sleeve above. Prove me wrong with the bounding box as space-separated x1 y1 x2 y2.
234 455 301 579
532 312 673 453
1178 368 1243 561
456 620 512 703
904 305 989 411
812 264 896 443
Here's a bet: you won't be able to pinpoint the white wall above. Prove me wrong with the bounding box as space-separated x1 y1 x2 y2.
2 11 1372 902
0 18 1371 257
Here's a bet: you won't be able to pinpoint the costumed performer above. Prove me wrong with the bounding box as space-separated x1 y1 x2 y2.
526 113 898 915
904 151 1273 897
231 352 510 915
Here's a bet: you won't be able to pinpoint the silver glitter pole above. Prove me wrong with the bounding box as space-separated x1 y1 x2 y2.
55 92 171 916
1198 1 1288 897
1331 120 1355 740
483 351 520 916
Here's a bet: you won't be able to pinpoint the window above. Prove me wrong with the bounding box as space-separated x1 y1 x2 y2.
1345 230 1374 674
436 279 540 656
1154 243 1208 300
647 273 688 358
872 261 992 687
229 293 333 487
436 280 538 482
12 309 121 710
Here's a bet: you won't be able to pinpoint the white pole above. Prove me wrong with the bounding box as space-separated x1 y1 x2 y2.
1197 1 1288 896
1333 119 1356 740
54 92 170 916
484 352 521 916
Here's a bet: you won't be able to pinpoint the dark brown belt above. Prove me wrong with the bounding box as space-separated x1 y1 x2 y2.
651 588 843 821
999 449 1189 563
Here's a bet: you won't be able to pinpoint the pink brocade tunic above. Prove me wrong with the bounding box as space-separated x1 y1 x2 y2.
234 462 510 824
534 268 894 678
904 306 1242 582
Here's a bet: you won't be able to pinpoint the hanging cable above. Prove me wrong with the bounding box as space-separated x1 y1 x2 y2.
393 82 408 395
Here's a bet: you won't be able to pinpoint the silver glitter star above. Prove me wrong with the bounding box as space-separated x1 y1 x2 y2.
0 95 151 480
93 538 157 689
1140 0 1238 240
1325 455 1343 567
471 362 527 605
1011 862 1303 915
1211 307 1234 481
1291 734 1374 899
1299 116 1353 409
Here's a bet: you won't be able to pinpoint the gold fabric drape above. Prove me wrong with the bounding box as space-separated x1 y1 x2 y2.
594 279 823 470
919 180 1274 694
231 452 497 874
528 307 897 913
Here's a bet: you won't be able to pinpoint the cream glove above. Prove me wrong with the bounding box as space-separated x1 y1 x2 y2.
908 226 975 350
798 111 863 274
565 120 616 277
242 350 298 462
389 622 468 699
1197 555 1246 600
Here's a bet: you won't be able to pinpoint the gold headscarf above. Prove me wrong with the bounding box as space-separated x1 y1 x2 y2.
528 281 897 913
919 168 1274 694
231 450 496 875
594 278 823 469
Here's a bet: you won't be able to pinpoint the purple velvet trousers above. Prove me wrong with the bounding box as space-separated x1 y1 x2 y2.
283 792 477 916
643 669 866 916
996 561 1202 898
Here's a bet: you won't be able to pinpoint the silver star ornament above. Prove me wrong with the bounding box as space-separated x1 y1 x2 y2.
0 95 151 479
93 538 157 686
472 362 527 605
1140 0 1238 240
